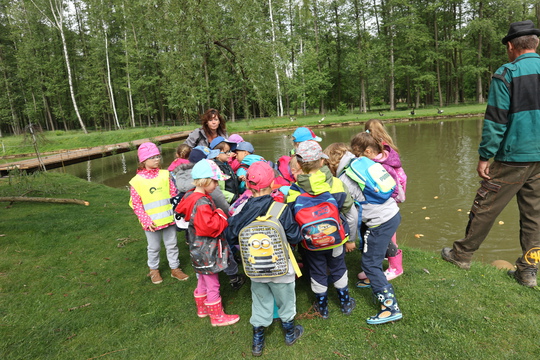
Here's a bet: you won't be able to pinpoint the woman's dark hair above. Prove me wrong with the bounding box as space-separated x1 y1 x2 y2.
201 108 226 136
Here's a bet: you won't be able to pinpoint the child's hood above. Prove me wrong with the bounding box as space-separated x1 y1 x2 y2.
241 154 265 167
336 151 356 176
376 144 402 168
295 165 334 195
175 191 206 222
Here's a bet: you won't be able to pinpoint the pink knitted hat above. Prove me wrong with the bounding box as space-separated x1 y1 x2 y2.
137 142 160 162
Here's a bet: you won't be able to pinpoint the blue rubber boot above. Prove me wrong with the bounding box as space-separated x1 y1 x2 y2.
367 284 403 325
252 326 265 356
313 293 329 319
282 320 304 346
336 286 356 316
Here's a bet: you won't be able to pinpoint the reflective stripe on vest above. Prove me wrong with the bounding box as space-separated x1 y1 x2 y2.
129 170 174 227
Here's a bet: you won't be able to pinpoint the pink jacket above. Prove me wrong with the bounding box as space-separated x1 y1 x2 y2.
373 144 407 203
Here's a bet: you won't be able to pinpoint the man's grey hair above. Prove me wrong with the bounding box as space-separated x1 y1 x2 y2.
510 35 540 50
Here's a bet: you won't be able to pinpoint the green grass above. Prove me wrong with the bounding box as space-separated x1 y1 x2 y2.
0 104 485 161
1 172 538 359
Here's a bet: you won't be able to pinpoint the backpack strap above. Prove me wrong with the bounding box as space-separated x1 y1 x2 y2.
266 202 302 278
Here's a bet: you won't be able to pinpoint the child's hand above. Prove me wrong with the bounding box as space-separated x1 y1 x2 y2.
345 242 356 252
146 223 158 232
238 175 247 182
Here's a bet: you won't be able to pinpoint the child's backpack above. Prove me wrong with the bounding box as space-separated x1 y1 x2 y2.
290 185 348 251
238 202 301 278
343 157 396 204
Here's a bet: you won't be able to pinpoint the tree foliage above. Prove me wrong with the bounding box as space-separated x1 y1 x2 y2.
0 0 538 135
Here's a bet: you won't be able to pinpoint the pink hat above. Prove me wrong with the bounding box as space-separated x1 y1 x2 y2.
138 142 160 162
247 161 275 191
228 134 244 143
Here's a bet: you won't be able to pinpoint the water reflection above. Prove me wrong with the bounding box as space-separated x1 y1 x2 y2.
53 118 523 264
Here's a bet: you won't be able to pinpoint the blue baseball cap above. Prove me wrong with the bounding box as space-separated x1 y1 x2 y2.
191 159 230 180
292 127 322 143
209 136 237 152
188 146 220 163
235 141 254 153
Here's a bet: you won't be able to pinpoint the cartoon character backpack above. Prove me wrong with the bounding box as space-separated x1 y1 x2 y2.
343 156 396 204
238 202 301 278
290 185 348 251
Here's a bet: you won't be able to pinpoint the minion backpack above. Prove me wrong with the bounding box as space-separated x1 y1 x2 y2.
238 202 301 278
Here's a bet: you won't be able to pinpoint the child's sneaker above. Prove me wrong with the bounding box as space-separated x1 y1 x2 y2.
148 269 163 284
355 278 371 288
229 274 246 290
171 268 189 281
383 267 403 281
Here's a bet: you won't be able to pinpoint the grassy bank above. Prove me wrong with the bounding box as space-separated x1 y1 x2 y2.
0 104 485 160
1 172 538 360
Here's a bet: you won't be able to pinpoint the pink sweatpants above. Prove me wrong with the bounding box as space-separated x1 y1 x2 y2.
195 273 221 303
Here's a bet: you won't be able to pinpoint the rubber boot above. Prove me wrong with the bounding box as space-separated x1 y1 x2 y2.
384 249 403 281
282 320 304 346
193 290 208 318
336 286 356 315
252 326 265 356
367 284 403 325
205 298 240 327
313 293 329 319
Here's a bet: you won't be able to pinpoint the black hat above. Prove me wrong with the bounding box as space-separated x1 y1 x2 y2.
502 20 540 44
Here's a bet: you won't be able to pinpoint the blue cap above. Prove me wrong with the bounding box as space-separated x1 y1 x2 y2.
235 141 254 153
292 127 322 143
191 159 230 180
209 136 237 152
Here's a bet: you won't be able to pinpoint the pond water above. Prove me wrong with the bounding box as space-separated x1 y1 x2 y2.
53 118 523 265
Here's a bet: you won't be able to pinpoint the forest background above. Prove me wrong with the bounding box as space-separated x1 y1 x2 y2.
1 0 539 136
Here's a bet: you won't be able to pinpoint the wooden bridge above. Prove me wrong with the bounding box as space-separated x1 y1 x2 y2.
0 131 191 177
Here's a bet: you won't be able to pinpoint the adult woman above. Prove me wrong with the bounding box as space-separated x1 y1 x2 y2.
184 109 228 148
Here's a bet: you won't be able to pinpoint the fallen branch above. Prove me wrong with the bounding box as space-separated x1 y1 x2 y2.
68 303 91 311
0 196 89 206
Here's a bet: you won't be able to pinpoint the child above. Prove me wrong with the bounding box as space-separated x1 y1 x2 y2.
228 134 244 171
209 136 240 203
286 141 357 319
324 142 402 325
225 161 304 356
234 141 266 193
129 142 189 284
172 146 246 291
290 127 322 155
168 143 191 171
353 129 406 281
175 159 240 327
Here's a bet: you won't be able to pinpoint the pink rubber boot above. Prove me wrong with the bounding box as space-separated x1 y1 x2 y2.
384 249 403 280
194 290 208 318
205 299 240 327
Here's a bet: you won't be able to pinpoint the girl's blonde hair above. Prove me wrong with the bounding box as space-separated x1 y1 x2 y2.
193 178 214 188
351 132 384 158
364 119 399 153
323 143 351 176
176 143 192 159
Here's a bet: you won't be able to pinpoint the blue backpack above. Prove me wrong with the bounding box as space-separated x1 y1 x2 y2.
342 157 396 204
289 184 349 251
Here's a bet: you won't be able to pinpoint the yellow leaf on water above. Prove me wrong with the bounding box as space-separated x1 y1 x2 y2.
422 206 427 210
457 209 462 212
425 217 430 220
498 221 504 225
434 196 439 199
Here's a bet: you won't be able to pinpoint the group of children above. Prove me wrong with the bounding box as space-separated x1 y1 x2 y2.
129 119 407 357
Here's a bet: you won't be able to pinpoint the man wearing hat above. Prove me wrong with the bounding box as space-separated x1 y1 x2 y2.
442 20 540 287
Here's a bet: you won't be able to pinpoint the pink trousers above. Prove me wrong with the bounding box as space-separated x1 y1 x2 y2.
195 273 221 303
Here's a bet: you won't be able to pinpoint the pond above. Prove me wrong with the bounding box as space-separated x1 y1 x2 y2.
53 117 523 265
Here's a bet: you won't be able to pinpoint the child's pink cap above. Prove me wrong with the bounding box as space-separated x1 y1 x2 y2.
247 161 275 191
138 142 160 162
228 134 244 144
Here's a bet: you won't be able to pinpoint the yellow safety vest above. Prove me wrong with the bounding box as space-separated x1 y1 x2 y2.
129 170 174 227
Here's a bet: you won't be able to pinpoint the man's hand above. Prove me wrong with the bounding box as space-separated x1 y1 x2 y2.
477 160 490 180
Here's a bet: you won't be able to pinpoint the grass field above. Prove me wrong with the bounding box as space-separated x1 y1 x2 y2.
1 172 538 360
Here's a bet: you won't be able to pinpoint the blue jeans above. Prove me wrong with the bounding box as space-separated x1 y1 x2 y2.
452 161 540 271
361 212 401 292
